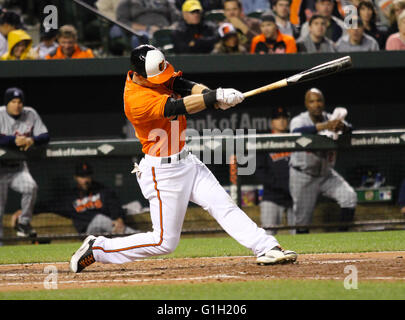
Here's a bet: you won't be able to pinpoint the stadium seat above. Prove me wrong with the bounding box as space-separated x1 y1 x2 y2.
247 10 265 19
151 28 174 54
204 10 226 23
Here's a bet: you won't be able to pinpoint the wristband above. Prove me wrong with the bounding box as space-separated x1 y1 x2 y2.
203 89 217 109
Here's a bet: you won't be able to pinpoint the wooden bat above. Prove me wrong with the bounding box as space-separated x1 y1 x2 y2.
243 56 353 98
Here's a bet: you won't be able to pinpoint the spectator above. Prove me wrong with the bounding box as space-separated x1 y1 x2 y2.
250 13 297 53
46 25 95 60
212 22 247 53
358 0 387 49
175 0 223 11
115 0 180 48
297 0 346 43
385 7 405 48
289 88 357 233
36 162 138 236
223 0 262 50
33 28 58 60
336 17 380 51
270 0 300 38
172 0 218 54
0 87 50 244
256 106 294 235
95 0 121 20
1 29 38 60
297 14 336 51
399 179 405 214
241 0 270 15
289 0 317 26
386 0 405 37
0 10 22 56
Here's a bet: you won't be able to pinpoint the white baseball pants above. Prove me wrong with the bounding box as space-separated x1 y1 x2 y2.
93 151 279 264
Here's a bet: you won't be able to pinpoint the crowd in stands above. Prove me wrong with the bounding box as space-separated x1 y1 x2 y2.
0 0 404 59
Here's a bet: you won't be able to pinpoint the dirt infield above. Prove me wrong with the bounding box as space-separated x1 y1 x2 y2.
1 251 404 292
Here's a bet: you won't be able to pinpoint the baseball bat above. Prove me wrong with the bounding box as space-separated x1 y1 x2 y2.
243 56 352 98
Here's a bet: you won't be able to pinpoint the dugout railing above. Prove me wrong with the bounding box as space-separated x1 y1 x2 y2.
1 129 404 244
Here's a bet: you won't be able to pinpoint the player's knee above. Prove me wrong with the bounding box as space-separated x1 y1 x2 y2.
28 181 38 194
341 189 357 208
158 237 180 255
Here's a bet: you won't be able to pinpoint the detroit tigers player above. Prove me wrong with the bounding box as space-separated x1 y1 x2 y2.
0 87 49 244
289 88 357 233
70 44 297 272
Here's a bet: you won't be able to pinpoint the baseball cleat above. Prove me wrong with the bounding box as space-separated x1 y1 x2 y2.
15 223 37 238
70 235 97 273
256 246 298 265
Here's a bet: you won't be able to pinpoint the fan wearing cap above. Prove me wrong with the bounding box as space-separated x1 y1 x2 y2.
172 0 219 54
256 107 294 235
0 87 50 243
212 22 247 53
69 44 298 272
33 28 58 59
250 13 297 53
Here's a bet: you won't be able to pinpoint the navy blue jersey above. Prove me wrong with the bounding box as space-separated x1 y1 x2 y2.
256 151 292 207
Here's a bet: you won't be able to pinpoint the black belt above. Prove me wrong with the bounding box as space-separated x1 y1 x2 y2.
160 149 189 164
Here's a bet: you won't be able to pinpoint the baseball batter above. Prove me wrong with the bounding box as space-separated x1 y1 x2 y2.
289 88 357 233
70 45 297 272
0 87 49 244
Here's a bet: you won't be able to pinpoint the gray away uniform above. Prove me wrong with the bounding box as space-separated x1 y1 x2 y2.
0 106 49 243
289 111 357 231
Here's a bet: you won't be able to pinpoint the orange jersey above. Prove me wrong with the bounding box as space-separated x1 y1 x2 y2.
124 71 187 157
46 45 94 59
250 32 297 54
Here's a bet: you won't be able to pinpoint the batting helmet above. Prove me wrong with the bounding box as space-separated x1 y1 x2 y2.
130 44 175 84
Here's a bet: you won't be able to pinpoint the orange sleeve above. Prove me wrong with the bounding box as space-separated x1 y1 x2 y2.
127 92 169 121
285 36 297 53
85 49 95 58
290 0 302 25
250 36 259 54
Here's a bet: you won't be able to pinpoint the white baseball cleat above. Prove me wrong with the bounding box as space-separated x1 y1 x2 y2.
69 235 97 273
256 246 298 265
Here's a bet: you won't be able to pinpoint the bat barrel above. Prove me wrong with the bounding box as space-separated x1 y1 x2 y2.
287 56 352 85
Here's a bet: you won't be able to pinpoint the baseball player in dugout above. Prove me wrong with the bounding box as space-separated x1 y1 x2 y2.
289 88 357 233
70 44 297 273
256 107 294 235
0 87 50 244
33 161 138 236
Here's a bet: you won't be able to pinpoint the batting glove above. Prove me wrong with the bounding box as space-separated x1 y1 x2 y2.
216 88 245 110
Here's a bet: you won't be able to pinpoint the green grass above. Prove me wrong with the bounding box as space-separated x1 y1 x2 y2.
2 280 405 300
1 231 404 300
0 230 404 265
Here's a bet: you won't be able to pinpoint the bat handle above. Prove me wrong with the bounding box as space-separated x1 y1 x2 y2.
243 79 288 98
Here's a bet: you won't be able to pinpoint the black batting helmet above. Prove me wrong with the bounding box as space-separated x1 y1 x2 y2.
130 44 175 84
